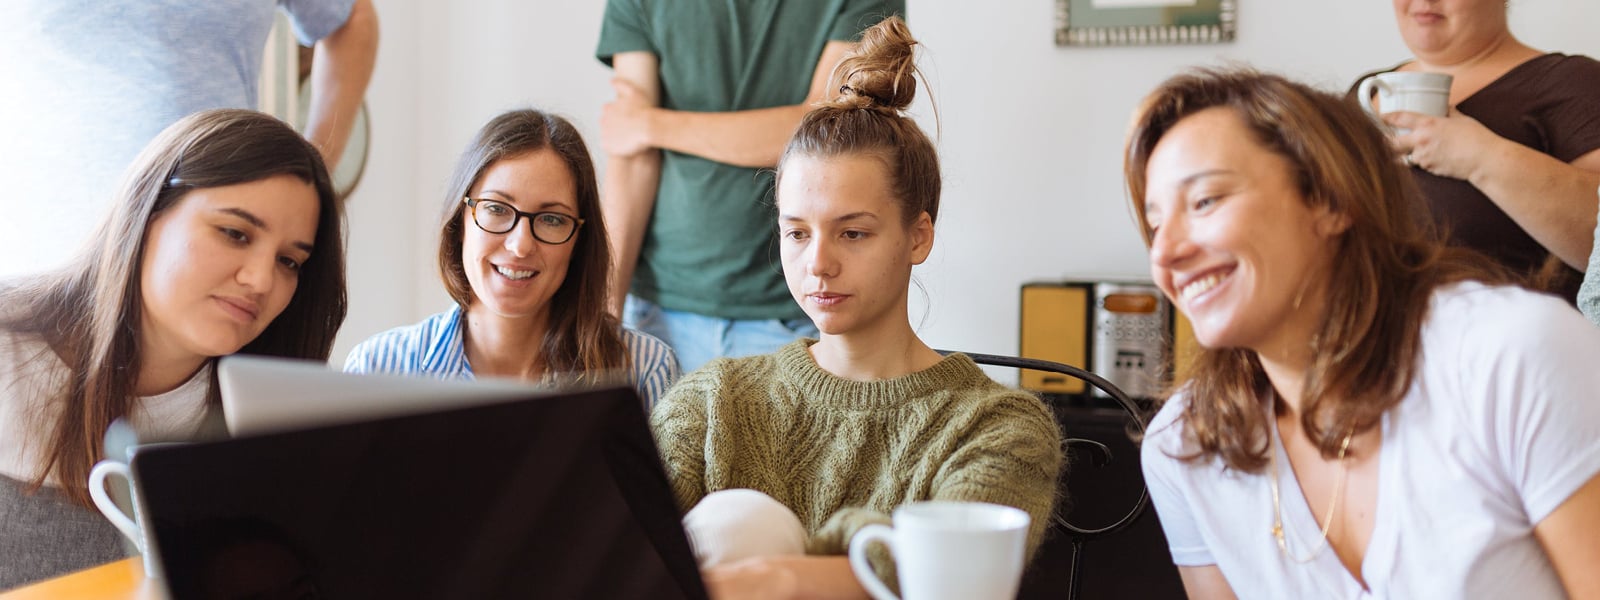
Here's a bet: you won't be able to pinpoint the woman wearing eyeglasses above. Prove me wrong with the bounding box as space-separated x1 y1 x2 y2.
344 109 678 409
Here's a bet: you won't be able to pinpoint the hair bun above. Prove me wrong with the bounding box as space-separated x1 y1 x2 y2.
828 16 918 113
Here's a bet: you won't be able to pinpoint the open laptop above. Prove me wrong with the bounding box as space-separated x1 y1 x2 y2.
218 354 555 437
131 375 708 599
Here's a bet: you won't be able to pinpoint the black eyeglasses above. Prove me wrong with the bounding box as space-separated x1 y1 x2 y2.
463 197 584 245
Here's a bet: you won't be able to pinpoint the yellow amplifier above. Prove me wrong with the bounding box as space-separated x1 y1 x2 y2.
1019 280 1197 399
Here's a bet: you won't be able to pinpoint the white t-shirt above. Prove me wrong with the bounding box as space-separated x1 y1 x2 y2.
0 327 211 484
1142 282 1600 599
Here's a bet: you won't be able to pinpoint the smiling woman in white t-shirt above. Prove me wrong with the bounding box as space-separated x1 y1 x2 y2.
0 109 347 590
1125 67 1600 599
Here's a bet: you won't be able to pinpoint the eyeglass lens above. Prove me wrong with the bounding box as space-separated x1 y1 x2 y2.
471 199 578 244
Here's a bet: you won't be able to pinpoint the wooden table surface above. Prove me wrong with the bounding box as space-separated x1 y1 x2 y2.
0 558 156 599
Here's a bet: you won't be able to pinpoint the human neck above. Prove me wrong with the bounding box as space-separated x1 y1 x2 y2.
1411 32 1536 76
1260 352 1310 422
808 316 941 382
463 305 549 380
1253 295 1328 421
135 342 207 397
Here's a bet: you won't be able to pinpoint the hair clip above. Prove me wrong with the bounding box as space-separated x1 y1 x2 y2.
838 84 889 107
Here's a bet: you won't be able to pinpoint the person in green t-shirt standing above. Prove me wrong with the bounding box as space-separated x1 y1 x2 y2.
595 0 904 372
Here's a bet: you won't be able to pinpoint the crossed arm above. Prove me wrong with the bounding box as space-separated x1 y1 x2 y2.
598 41 857 314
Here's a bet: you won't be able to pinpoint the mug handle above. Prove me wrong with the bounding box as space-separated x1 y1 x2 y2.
1357 76 1389 117
88 460 142 550
848 524 900 600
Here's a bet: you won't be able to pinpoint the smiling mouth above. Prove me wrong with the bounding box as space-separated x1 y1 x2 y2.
495 265 536 281
1179 268 1233 304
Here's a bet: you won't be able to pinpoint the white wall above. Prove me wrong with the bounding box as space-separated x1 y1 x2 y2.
335 0 1600 371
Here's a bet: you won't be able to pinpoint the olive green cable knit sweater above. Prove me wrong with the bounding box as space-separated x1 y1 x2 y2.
651 339 1064 562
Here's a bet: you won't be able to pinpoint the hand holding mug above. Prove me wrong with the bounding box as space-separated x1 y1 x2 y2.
1384 110 1502 181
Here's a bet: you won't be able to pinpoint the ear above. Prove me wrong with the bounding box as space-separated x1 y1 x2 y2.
909 211 934 265
1311 202 1352 238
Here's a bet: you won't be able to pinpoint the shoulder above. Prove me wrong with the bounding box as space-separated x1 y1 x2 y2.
1416 282 1600 417
343 309 461 372
621 327 675 368
1540 53 1600 76
1142 392 1194 464
0 326 59 385
657 351 777 405
354 309 458 352
936 357 1061 437
683 352 778 391
1423 282 1596 352
279 0 362 44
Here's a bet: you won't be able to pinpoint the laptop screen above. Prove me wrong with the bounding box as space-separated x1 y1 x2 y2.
132 386 707 600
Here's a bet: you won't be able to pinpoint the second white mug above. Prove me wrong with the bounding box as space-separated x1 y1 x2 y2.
847 501 1031 600
1357 71 1453 130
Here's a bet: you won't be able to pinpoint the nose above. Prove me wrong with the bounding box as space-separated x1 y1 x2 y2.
237 248 277 295
1148 214 1196 270
805 237 839 279
503 215 538 257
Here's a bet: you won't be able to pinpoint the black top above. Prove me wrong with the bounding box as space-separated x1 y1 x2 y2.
1351 53 1600 300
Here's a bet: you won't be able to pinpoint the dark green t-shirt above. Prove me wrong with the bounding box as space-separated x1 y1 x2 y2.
597 0 904 320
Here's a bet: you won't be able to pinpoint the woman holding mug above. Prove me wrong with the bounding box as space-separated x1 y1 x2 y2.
650 17 1062 599
343 110 678 410
0 109 348 589
1134 67 1600 598
1354 0 1600 299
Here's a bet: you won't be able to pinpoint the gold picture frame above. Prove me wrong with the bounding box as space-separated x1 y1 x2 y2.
1055 0 1236 47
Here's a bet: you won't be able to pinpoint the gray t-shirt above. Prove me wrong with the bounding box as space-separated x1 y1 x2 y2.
0 0 354 279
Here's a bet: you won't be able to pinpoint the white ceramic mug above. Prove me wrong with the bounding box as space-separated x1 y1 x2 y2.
89 457 163 579
1357 71 1453 132
847 501 1030 600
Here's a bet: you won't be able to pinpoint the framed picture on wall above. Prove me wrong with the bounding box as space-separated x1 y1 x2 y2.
1055 0 1236 46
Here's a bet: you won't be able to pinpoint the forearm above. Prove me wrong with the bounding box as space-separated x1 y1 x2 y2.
704 555 869 600
601 151 661 315
1468 142 1600 268
782 556 870 600
644 104 812 168
304 0 379 171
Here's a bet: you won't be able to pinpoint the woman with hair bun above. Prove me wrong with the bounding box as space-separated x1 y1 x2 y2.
649 16 1062 599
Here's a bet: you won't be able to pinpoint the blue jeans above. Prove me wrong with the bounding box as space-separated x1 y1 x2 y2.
624 295 818 373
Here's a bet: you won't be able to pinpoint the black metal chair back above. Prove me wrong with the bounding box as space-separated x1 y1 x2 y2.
937 350 1173 600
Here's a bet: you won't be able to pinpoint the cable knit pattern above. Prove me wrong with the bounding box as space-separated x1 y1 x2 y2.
651 339 1064 571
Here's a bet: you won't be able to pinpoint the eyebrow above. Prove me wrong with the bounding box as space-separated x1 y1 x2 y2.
778 211 880 224
1143 168 1234 215
478 190 573 212
216 207 315 253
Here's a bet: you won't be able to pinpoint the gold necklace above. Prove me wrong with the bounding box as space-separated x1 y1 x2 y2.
1269 424 1353 563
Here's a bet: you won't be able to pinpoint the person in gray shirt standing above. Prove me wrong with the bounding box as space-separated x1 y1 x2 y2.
0 0 378 279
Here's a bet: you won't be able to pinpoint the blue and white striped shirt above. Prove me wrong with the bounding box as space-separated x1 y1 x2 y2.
342 306 680 411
